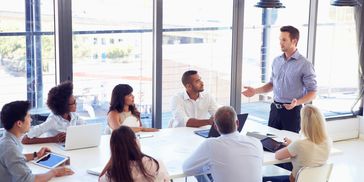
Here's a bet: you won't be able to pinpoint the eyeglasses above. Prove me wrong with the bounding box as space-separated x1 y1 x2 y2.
68 100 76 105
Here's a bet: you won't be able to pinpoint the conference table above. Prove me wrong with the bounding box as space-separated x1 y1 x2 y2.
24 120 340 181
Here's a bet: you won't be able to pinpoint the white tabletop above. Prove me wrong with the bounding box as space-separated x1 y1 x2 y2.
24 120 340 181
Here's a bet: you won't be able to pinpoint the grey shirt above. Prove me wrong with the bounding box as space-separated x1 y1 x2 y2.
0 131 35 182
269 51 317 103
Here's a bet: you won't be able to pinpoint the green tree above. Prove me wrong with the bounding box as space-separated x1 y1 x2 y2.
106 46 132 61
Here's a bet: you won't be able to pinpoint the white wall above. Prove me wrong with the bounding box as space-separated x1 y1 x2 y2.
359 116 364 139
326 117 359 141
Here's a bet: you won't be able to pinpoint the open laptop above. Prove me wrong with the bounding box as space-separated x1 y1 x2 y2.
59 123 102 151
194 113 248 138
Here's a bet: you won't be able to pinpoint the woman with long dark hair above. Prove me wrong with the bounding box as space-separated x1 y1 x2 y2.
107 84 158 132
99 126 169 182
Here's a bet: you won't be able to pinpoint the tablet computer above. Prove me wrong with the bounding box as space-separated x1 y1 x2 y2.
261 137 285 153
33 152 69 169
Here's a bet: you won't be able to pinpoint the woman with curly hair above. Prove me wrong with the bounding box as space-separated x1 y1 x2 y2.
99 126 169 182
107 84 158 133
22 81 84 144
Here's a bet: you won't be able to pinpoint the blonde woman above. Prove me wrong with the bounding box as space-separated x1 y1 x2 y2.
271 104 332 182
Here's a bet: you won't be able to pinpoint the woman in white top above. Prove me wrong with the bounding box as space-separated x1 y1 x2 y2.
107 84 158 132
274 104 332 182
22 81 84 144
99 126 170 182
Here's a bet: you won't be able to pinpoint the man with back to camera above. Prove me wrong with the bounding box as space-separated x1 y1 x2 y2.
183 106 263 182
0 100 74 182
242 25 317 133
170 70 218 127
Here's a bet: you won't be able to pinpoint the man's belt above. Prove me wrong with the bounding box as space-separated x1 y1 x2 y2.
273 101 288 109
273 101 302 109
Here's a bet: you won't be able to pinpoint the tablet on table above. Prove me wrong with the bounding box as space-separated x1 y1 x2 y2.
33 152 69 169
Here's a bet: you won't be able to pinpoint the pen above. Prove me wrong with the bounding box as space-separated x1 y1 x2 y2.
137 134 154 139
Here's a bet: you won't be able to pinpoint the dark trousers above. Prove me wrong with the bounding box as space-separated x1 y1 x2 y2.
268 102 302 133
268 102 300 172
262 175 290 182
195 174 214 182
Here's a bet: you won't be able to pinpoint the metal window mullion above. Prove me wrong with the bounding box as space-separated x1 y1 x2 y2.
230 0 245 114
34 0 43 108
307 0 318 105
25 0 36 107
54 0 73 83
152 0 163 128
307 0 318 66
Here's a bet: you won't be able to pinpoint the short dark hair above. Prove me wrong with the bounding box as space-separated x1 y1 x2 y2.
1 101 31 131
280 25 300 44
214 106 237 134
47 81 73 115
181 70 198 86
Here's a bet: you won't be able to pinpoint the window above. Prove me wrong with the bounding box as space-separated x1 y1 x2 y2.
241 1 310 124
161 0 233 127
314 0 359 117
72 0 153 126
0 0 56 124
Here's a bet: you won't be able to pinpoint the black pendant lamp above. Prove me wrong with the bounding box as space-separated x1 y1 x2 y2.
255 0 285 8
331 0 361 6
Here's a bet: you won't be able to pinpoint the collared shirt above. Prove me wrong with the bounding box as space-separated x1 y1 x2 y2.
170 92 218 127
27 112 85 138
183 132 263 182
0 131 35 182
269 51 317 103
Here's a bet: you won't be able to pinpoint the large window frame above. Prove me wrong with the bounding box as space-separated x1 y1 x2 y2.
1 0 362 130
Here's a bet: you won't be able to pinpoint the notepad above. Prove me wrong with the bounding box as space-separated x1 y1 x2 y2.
87 166 103 176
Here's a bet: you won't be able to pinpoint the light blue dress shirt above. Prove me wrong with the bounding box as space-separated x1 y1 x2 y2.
183 132 263 182
269 50 317 103
27 112 84 138
0 131 35 182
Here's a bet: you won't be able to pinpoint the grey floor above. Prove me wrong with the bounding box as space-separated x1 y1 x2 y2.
173 137 364 182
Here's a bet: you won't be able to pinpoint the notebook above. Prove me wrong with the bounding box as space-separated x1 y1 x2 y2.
87 166 103 176
194 113 248 138
246 131 269 140
59 123 102 151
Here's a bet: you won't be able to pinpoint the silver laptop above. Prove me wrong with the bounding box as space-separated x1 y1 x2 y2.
59 123 102 151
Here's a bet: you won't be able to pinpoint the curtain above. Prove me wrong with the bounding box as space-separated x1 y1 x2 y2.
355 2 364 115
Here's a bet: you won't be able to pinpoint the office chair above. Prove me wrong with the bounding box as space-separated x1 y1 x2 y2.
295 163 333 182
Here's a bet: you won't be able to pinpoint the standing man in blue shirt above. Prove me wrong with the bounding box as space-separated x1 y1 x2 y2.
243 25 317 133
0 100 74 182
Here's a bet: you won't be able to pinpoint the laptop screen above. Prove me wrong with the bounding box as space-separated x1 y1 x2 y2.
195 113 248 138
